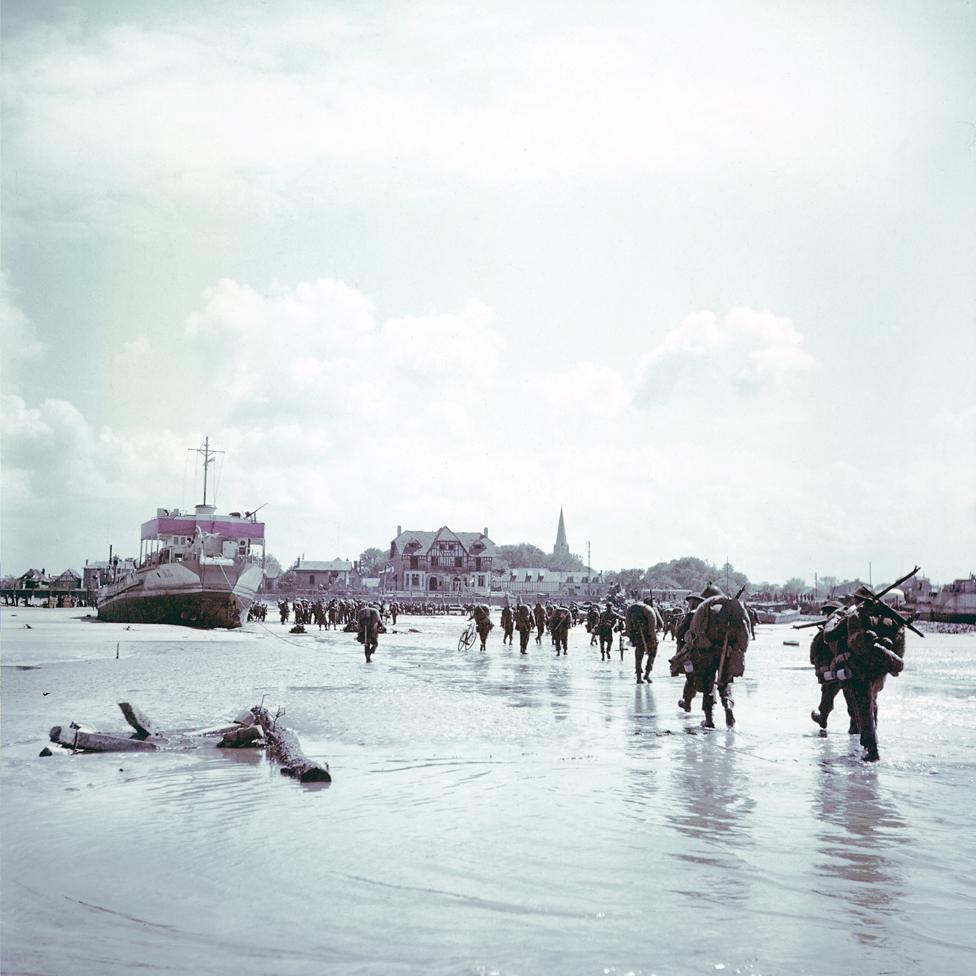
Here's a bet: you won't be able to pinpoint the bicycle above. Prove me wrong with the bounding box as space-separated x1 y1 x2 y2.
458 621 478 652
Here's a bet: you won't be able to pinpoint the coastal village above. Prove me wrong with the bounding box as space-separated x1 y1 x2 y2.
4 505 974 623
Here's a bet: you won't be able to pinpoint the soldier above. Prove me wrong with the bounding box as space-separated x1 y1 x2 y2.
278 599 290 625
533 599 546 645
389 601 399 626
809 599 857 734
586 603 600 645
357 604 382 662
672 594 703 709
515 601 534 655
597 602 619 661
500 604 515 645
627 598 661 683
672 585 750 728
819 584 911 761
470 603 493 652
549 605 572 655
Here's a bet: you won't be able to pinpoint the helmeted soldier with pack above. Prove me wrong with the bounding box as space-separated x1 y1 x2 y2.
514 600 534 655
669 583 750 728
597 601 620 661
626 598 662 683
549 604 572 656
470 603 494 652
500 603 515 645
586 603 600 645
812 568 920 761
356 603 383 662
808 598 857 735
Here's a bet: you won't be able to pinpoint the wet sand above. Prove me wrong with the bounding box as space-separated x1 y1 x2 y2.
2 606 975 975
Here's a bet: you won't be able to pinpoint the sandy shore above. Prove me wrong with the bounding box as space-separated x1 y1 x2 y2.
2 606 975 975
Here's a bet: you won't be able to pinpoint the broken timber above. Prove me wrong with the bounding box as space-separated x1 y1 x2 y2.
46 701 331 783
250 704 332 783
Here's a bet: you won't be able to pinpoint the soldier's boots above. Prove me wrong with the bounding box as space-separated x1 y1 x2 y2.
678 698 690 712
643 671 652 682
635 674 643 683
701 708 715 729
724 706 735 728
811 709 828 730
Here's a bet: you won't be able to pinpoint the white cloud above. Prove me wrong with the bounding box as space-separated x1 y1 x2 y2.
0 274 47 388
636 306 816 404
2 3 925 236
1 276 971 583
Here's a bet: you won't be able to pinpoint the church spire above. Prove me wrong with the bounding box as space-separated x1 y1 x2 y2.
553 506 570 558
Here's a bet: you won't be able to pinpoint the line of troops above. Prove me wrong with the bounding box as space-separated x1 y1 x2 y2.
262 571 917 762
451 575 915 763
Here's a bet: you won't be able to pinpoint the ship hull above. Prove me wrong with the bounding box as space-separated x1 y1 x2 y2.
97 563 263 629
97 590 248 628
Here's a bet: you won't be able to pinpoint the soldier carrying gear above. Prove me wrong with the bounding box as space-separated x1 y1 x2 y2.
818 579 914 761
586 603 600 645
626 599 661 683
470 604 494 652
671 584 750 728
514 601 534 655
809 599 858 735
356 604 382 662
500 604 515 645
597 602 620 661
549 605 572 655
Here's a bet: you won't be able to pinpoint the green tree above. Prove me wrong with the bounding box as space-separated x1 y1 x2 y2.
358 547 391 575
783 577 808 597
495 543 549 570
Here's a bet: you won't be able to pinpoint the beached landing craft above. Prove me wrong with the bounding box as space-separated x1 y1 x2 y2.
96 439 265 629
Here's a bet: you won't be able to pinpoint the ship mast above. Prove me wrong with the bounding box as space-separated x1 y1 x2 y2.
190 437 224 507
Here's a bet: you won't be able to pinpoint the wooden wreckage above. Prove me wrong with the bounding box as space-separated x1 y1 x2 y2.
47 700 331 783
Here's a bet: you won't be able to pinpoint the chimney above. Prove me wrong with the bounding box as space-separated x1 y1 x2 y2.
397 524 402 537
483 527 488 537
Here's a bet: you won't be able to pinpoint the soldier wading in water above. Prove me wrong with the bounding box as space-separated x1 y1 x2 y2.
626 598 661 683
670 584 750 729
808 570 918 761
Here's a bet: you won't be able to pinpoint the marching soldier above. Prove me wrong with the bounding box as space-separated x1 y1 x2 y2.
470 603 494 652
515 601 534 655
356 604 382 662
626 599 661 683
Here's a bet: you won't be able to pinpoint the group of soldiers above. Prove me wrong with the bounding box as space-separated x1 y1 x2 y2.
258 569 916 762
461 575 912 760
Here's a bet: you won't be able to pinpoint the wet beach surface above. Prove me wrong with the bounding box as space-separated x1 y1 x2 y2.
2 607 975 975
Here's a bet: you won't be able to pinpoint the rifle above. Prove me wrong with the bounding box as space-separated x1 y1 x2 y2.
854 566 924 639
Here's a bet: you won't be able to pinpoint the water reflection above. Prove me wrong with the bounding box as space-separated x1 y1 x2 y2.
666 738 755 850
811 751 906 946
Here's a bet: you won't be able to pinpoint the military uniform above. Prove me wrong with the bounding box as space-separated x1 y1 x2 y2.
626 600 661 683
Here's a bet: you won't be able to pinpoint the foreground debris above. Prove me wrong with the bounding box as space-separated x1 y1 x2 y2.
47 700 331 783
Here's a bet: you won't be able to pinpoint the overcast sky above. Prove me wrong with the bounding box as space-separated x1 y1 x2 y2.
2 0 974 586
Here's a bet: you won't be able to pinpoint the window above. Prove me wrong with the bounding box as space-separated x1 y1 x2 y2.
412 574 420 587
478 575 485 587
431 556 439 567
410 555 418 569
454 557 462 567
309 575 315 585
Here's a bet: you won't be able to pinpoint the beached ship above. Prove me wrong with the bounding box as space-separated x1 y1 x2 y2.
902 574 976 624
97 440 265 629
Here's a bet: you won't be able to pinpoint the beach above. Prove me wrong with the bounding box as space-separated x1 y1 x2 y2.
2 606 975 975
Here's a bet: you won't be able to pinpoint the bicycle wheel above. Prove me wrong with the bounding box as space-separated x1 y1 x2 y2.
458 626 477 651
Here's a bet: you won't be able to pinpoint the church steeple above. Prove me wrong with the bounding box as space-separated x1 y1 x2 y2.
553 506 570 558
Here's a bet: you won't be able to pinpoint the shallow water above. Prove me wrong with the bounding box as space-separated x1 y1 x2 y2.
2 608 974 975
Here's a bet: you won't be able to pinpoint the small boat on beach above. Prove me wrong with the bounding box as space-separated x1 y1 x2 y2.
97 439 265 629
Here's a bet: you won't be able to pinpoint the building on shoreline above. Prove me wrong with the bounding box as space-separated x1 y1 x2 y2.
390 525 496 596
498 566 603 600
293 558 353 589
